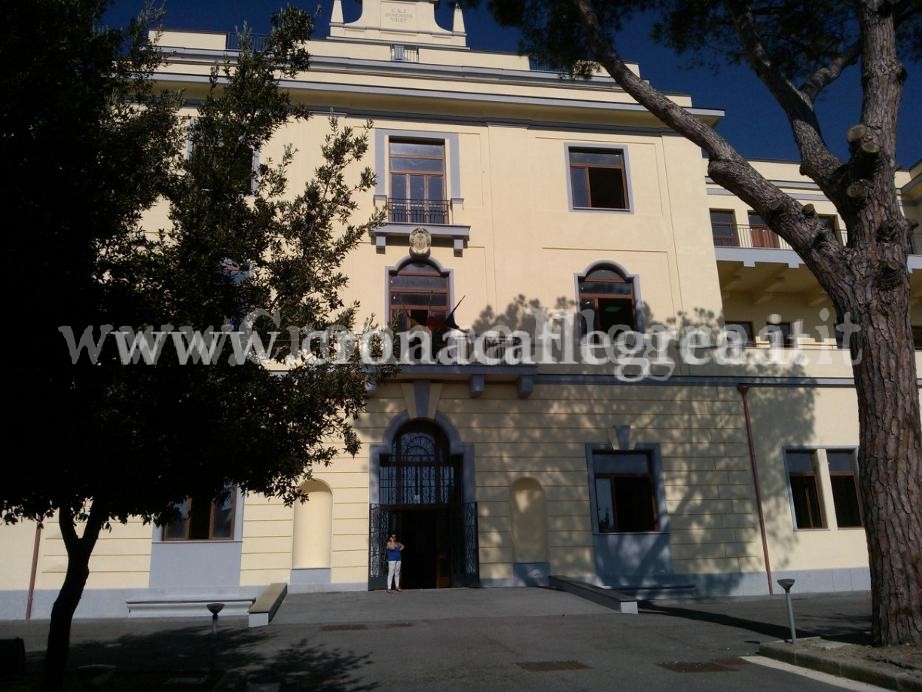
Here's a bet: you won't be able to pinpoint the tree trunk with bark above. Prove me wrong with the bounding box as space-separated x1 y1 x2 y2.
853 296 922 644
570 0 922 644
565 0 922 645
836 204 922 644
42 503 107 692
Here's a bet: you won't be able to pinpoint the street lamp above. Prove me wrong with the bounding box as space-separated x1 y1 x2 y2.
776 579 797 644
207 602 224 673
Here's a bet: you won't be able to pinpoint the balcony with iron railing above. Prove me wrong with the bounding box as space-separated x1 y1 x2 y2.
390 44 420 63
712 223 849 251
373 197 470 256
388 198 450 225
226 33 269 52
712 222 791 250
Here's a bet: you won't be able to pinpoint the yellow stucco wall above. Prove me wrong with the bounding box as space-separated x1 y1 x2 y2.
33 517 153 591
748 386 870 571
0 521 40 591
8 7 919 607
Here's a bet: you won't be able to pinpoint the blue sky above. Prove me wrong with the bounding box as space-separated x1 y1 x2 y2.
106 0 921 168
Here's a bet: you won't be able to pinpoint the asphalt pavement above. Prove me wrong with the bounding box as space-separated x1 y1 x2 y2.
0 587 883 690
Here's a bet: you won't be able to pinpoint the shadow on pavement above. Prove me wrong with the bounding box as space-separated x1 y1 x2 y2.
639 600 871 645
21 624 377 691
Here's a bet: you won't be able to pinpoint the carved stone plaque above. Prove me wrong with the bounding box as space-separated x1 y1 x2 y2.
383 3 415 26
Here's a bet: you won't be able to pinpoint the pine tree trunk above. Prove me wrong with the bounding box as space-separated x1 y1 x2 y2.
41 506 106 691
849 284 922 645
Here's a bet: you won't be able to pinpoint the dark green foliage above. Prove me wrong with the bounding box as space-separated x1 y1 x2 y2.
2 1 384 528
651 0 860 77
2 0 184 522
487 0 643 76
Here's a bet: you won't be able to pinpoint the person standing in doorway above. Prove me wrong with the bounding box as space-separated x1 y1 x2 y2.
386 533 405 592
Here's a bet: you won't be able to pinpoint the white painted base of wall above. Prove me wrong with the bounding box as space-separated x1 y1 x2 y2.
484 566 871 599
0 586 261 620
512 562 550 586
593 567 871 598
289 568 331 589
0 567 871 620
287 581 366 594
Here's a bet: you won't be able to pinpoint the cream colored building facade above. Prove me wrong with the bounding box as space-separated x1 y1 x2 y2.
2 0 921 619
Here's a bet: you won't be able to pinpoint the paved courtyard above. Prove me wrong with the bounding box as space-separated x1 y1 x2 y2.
1 588 879 690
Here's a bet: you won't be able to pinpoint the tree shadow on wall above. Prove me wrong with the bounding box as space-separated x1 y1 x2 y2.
457 294 842 611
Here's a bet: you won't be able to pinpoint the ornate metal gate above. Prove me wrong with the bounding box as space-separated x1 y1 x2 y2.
368 503 395 591
451 501 480 587
368 421 480 589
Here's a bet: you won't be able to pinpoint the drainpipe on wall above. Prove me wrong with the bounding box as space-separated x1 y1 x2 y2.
737 384 774 595
26 521 42 620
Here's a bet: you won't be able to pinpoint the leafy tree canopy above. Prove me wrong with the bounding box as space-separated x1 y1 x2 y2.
4 4 387 684
2 1 384 527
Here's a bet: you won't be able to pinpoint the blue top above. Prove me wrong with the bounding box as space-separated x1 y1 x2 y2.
387 546 402 561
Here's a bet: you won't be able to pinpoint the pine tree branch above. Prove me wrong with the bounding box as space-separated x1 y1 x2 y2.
837 0 907 245
723 2 844 193
567 0 846 270
800 40 861 101
569 0 732 159
857 0 904 157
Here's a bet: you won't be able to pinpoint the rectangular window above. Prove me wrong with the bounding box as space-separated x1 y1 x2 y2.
724 320 754 346
786 451 825 529
764 321 797 348
163 483 236 540
747 211 780 249
389 139 447 224
710 210 738 247
592 451 658 532
913 326 922 350
827 450 862 527
569 148 629 210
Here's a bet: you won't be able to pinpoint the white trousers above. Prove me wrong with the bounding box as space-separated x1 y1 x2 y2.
387 560 402 589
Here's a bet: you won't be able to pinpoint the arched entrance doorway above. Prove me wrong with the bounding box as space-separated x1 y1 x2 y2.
369 420 478 590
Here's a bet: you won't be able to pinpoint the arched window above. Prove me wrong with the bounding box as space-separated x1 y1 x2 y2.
380 421 457 506
578 265 637 333
388 260 450 332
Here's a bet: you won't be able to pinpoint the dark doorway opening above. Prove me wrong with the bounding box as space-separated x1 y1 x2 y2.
395 508 450 589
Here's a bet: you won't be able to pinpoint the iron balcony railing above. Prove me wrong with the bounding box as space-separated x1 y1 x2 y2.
712 223 849 250
388 198 450 225
226 33 269 52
